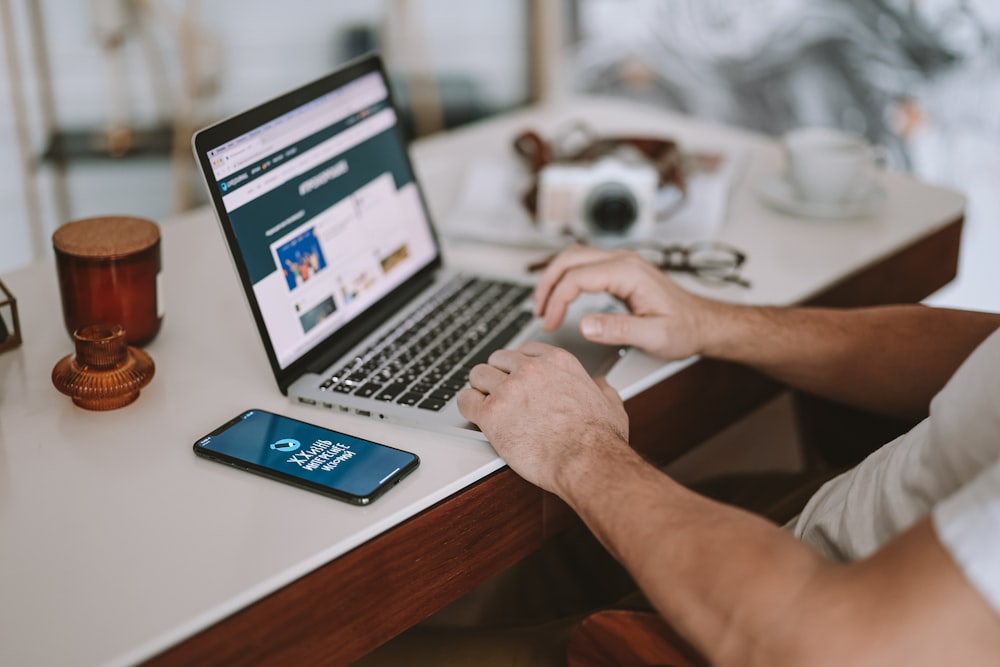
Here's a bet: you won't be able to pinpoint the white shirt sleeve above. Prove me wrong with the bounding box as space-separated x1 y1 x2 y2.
790 327 1000 564
932 456 1000 618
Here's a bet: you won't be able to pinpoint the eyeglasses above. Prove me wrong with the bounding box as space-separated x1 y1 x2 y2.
528 240 751 288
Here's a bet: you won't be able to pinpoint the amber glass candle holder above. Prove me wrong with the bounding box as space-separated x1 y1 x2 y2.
52 215 163 346
52 323 155 410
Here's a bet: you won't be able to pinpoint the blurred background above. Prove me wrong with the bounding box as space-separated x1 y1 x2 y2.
2 0 998 309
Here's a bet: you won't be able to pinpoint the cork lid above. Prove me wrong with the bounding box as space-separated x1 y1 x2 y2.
52 216 160 259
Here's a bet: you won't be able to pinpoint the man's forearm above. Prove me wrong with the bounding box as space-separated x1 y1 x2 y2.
697 302 1000 418
558 444 831 665
558 441 1000 666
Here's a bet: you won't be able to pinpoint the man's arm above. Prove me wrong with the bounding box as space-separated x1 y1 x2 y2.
533 245 1000 418
458 343 1000 666
692 302 1000 419
562 445 1000 666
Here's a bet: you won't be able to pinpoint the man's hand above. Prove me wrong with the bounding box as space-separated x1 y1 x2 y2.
457 341 629 495
533 245 1000 419
533 244 721 361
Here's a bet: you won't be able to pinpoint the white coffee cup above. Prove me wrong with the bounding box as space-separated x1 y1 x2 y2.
782 127 882 204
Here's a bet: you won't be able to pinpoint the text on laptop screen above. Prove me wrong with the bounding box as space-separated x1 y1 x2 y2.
205 71 437 369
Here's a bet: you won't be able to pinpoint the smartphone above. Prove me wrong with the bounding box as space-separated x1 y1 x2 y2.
193 409 419 505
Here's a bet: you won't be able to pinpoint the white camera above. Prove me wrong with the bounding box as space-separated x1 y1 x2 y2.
536 156 658 241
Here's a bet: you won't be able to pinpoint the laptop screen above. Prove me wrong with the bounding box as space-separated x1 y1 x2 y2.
201 67 438 371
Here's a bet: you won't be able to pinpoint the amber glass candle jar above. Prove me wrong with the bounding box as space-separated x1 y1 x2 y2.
52 216 163 346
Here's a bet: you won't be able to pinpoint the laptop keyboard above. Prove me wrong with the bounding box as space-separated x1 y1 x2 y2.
320 276 533 411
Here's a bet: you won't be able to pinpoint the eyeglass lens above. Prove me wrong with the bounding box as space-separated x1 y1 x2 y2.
635 243 748 285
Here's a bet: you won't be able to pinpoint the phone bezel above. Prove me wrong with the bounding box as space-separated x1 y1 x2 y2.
192 409 420 505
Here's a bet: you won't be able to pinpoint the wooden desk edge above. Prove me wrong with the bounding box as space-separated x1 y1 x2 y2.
143 215 963 667
145 468 544 666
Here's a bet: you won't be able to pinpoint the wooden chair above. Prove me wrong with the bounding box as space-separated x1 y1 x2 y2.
567 609 707 667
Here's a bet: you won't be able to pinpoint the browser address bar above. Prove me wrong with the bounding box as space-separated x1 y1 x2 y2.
215 75 388 179
221 102 352 176
222 107 397 212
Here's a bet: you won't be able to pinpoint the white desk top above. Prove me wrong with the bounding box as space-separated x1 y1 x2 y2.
0 96 964 667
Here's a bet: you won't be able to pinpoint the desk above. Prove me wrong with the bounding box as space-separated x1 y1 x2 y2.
0 97 964 667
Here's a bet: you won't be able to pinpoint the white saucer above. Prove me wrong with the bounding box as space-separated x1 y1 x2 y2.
755 174 886 219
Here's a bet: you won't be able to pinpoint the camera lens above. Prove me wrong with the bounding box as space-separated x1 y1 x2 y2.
584 183 639 235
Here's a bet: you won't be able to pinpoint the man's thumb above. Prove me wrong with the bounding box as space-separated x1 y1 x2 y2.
581 313 659 349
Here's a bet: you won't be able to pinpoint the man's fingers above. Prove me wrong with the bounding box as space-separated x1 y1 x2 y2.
468 363 509 395
533 244 594 313
515 340 557 357
485 342 554 374
461 344 555 424
540 258 645 332
533 245 620 317
484 348 522 373
456 386 486 423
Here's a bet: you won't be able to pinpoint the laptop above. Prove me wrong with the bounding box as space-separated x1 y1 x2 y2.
192 53 624 439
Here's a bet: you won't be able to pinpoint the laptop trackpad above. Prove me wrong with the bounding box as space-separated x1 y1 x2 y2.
529 292 626 377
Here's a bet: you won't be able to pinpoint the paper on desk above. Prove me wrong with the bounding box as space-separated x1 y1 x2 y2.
440 147 744 248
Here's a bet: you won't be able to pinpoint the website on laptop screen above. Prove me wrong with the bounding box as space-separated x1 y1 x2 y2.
205 71 437 370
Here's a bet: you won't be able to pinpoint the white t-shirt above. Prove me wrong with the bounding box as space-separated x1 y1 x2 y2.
789 325 1000 616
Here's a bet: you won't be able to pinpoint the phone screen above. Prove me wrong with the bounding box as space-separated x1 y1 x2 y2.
193 409 419 504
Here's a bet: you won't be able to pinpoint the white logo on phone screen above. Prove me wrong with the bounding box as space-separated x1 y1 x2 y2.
270 438 301 452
